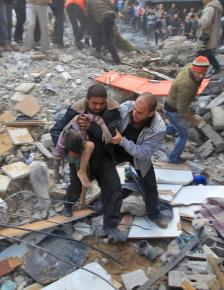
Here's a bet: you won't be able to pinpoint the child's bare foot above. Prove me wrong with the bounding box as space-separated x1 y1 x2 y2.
77 170 91 188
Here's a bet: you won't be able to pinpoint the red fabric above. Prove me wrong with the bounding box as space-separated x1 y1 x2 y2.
95 71 209 96
65 0 85 10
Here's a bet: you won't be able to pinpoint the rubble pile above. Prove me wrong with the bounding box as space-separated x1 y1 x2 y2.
0 22 224 290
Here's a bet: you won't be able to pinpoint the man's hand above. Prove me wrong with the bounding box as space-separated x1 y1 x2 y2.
192 114 203 126
110 129 123 144
76 115 90 130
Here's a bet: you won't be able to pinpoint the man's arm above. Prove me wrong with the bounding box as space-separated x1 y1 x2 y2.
111 130 165 160
50 107 78 146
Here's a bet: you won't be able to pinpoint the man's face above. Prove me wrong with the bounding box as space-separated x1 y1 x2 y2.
132 98 155 124
87 96 107 114
192 70 206 82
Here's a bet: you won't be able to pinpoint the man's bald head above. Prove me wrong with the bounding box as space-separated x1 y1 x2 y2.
136 93 158 113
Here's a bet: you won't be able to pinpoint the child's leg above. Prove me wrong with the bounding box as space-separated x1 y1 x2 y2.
77 141 94 188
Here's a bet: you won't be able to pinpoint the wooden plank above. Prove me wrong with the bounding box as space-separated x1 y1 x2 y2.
0 257 22 277
142 67 174 80
153 161 189 171
35 142 53 159
0 209 94 240
5 120 45 127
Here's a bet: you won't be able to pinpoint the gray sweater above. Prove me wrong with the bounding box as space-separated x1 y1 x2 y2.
117 101 166 177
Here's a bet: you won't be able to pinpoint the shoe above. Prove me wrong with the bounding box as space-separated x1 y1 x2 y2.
103 225 126 242
62 203 73 217
148 213 169 229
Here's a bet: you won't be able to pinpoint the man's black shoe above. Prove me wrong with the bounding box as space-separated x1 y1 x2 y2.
103 226 126 242
62 204 73 217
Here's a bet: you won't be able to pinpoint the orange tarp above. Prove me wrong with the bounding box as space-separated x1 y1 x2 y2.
95 71 209 96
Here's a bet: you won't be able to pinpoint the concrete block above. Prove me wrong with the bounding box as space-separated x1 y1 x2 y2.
15 82 36 94
211 106 224 130
11 91 26 102
7 128 33 145
121 269 148 290
206 92 224 109
15 95 40 118
40 133 53 149
0 175 11 193
2 162 30 180
187 261 210 274
196 140 214 158
168 270 215 289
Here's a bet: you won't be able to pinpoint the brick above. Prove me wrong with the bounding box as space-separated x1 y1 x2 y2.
0 257 21 277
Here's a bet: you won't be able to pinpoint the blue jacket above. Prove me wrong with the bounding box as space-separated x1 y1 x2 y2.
117 101 166 177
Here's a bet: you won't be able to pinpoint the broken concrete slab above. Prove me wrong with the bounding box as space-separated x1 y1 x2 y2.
7 128 33 145
211 106 224 130
15 83 36 94
171 185 224 206
128 208 181 239
0 133 14 156
0 111 15 123
196 140 214 158
40 133 53 149
206 92 224 109
0 175 11 193
121 194 146 216
34 142 53 159
42 262 115 290
1 161 30 180
23 230 87 284
196 118 224 151
0 209 93 240
168 270 215 289
0 257 22 277
15 95 40 118
158 184 183 203
121 269 148 290
73 222 94 241
11 91 27 102
155 168 194 185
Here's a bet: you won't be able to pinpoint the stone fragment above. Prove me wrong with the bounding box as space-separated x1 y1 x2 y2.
121 269 148 290
15 95 40 117
15 83 35 94
40 133 53 149
211 106 224 130
55 65 64 72
196 140 214 158
11 91 26 102
0 133 14 156
61 71 72 80
7 128 33 145
0 175 11 193
2 162 30 180
206 92 224 108
61 55 73 63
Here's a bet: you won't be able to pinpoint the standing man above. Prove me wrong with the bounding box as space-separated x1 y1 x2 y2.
111 93 169 229
86 0 121 64
164 56 209 164
51 0 65 48
197 0 223 75
14 0 26 43
50 84 125 242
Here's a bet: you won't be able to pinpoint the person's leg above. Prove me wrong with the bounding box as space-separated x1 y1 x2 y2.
77 141 94 188
102 14 120 63
165 111 189 163
52 0 64 45
6 2 12 43
64 163 82 216
140 165 169 228
207 49 220 72
0 1 10 47
76 6 86 42
14 0 26 42
23 4 36 49
36 5 50 50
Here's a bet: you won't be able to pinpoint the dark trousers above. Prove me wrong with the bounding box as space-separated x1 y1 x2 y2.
92 14 120 62
51 0 65 45
66 159 122 227
66 3 86 43
0 1 12 44
197 49 220 71
14 0 26 42
138 164 159 217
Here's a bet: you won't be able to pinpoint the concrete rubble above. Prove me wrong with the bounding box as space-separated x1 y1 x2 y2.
0 13 224 290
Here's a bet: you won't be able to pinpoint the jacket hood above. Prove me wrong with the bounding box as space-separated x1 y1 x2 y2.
207 0 223 13
71 97 120 113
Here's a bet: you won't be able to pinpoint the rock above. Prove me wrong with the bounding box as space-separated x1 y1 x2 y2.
121 193 146 216
40 133 53 149
73 222 93 240
15 83 35 94
1 280 17 290
196 140 214 158
75 79 82 85
211 106 224 130
121 269 148 290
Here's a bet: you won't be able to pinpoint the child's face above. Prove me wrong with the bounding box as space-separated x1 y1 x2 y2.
68 150 80 158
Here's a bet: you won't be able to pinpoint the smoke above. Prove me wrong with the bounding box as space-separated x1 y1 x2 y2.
29 161 51 209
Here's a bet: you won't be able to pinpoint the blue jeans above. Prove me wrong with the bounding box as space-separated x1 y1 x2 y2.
0 1 12 45
165 110 189 163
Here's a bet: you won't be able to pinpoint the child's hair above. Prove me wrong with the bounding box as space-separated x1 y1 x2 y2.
64 128 84 154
